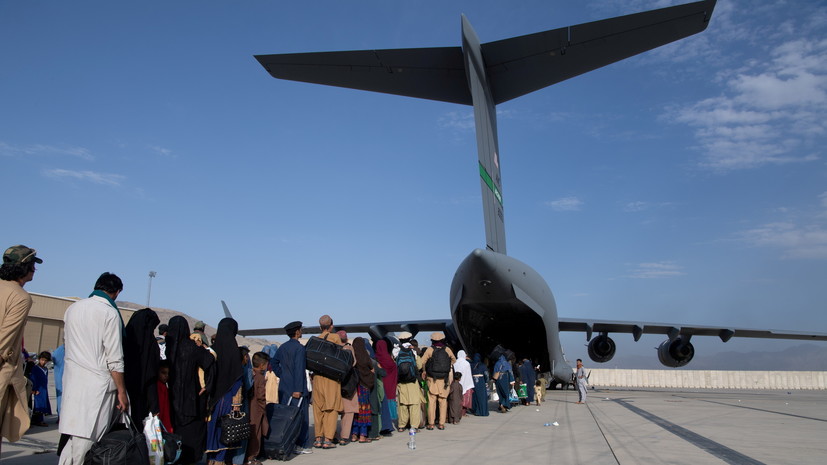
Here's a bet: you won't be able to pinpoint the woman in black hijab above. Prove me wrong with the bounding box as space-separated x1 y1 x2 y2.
166 316 215 465
205 318 243 465
123 308 160 426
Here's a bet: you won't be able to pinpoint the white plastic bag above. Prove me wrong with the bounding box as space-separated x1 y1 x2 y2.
143 413 164 465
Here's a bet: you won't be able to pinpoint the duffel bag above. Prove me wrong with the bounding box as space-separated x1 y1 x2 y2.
305 334 353 382
85 413 149 465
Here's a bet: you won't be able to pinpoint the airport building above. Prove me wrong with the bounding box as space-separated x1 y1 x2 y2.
23 292 135 355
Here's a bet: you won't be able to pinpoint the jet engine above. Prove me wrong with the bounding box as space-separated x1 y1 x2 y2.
587 334 616 363
657 337 694 367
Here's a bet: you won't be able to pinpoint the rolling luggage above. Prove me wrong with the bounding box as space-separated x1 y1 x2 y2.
266 397 303 461
305 334 353 382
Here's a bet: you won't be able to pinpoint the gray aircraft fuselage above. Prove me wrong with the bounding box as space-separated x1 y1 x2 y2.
451 16 571 381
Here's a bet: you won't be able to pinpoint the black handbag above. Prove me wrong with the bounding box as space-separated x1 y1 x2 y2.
220 410 250 446
84 413 149 465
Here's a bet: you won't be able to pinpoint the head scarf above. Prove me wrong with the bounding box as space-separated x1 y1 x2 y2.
519 358 537 386
123 308 160 422
165 316 190 364
352 337 375 390
210 318 242 408
471 353 487 376
493 354 511 375
453 350 474 394
374 339 397 400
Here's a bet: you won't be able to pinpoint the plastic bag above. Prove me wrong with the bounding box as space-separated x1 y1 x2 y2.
143 413 164 465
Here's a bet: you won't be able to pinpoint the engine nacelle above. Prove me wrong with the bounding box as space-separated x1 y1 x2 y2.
657 337 695 367
587 334 616 363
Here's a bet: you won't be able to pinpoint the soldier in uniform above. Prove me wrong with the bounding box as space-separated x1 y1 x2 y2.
418 332 456 430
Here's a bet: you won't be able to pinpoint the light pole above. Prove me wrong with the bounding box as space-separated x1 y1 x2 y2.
147 271 157 307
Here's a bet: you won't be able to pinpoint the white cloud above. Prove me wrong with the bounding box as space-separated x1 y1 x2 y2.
546 196 583 211
737 222 827 259
44 168 125 187
734 192 827 259
624 201 648 212
625 261 685 279
149 145 173 157
438 110 475 131
664 6 827 172
0 141 94 161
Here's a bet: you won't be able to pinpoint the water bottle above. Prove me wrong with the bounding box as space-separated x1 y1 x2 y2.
408 428 416 450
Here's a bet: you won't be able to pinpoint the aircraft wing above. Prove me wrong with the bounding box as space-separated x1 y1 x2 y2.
558 317 827 343
238 319 453 338
255 0 715 106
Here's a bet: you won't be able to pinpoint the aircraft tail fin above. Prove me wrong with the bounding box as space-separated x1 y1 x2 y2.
221 300 233 319
254 0 717 255
255 47 471 105
483 0 716 104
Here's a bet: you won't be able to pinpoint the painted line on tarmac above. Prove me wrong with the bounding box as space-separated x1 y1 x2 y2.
672 395 827 423
612 399 766 465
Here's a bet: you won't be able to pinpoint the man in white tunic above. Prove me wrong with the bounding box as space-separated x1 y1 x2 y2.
59 272 129 465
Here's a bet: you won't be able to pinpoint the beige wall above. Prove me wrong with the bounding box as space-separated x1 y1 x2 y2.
24 293 134 355
588 368 827 390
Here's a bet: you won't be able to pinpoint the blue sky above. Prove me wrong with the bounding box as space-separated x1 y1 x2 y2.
3 0 826 363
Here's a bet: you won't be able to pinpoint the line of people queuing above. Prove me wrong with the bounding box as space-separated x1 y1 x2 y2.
0 245 546 465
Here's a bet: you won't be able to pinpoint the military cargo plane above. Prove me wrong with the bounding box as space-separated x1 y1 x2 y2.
242 0 827 386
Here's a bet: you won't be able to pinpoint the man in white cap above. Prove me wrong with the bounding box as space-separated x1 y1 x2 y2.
418 332 456 430
394 332 423 431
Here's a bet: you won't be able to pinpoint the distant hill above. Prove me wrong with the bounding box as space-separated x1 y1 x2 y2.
598 344 827 371
117 301 278 352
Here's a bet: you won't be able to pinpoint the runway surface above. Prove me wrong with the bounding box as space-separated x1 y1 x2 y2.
4 387 825 464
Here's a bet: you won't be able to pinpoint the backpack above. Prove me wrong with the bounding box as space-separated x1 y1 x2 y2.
396 347 417 383
425 346 451 380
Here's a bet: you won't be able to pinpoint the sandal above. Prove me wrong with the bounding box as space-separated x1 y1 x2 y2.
339 439 350 446
437 425 445 430
397 427 406 433
351 435 358 442
358 436 371 443
322 440 336 449
426 425 434 430
313 438 323 448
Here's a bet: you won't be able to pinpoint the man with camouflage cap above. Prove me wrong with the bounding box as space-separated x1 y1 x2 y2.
0 245 42 450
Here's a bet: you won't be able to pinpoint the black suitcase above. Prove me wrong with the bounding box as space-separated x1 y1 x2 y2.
266 398 304 460
305 334 353 382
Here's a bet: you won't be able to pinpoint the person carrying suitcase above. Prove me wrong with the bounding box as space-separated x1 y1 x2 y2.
272 321 313 456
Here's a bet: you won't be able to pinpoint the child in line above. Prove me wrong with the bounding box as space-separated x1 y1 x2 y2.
246 352 270 465
30 351 52 426
157 360 173 432
447 372 463 425
534 379 543 406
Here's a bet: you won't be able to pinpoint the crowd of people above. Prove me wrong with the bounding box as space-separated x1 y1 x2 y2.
1 244 563 465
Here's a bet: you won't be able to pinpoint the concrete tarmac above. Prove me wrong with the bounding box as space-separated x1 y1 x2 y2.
4 387 826 464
